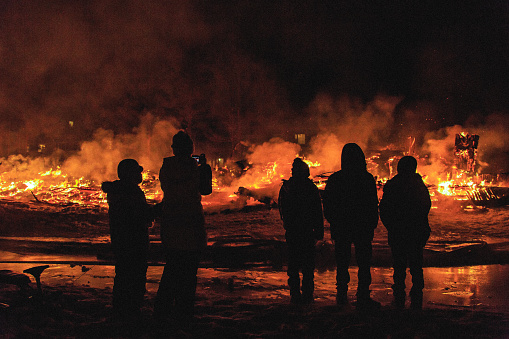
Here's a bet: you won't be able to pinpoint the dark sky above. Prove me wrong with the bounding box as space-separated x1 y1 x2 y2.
212 0 509 113
0 0 508 155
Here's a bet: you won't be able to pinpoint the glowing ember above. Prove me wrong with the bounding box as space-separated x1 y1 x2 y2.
303 159 321 168
0 132 506 210
252 162 280 189
0 157 499 209
438 180 454 196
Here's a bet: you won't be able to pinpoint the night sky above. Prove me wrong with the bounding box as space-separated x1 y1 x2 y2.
210 1 509 119
0 0 508 156
235 1 509 108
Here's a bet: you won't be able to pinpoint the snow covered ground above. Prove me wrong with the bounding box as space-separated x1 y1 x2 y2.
1 262 509 338
1 200 509 337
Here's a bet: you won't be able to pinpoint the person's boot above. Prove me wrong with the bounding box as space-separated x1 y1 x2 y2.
393 294 405 309
336 290 348 306
392 290 406 309
356 290 381 310
301 293 314 305
410 291 423 310
288 275 301 304
301 275 314 305
290 287 302 304
357 297 381 310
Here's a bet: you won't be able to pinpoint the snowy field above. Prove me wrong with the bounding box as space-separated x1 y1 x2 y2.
1 199 509 337
1 198 508 268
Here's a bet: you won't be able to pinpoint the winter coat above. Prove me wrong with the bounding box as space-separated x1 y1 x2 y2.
199 163 213 195
101 180 152 257
322 170 379 240
159 155 206 251
278 177 324 244
379 172 431 247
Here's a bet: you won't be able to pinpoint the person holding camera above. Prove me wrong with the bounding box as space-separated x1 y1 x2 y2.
154 131 211 327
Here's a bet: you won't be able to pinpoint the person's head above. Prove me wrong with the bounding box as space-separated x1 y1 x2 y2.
117 159 143 184
397 156 418 175
291 157 310 179
171 131 194 157
341 143 367 172
199 153 207 165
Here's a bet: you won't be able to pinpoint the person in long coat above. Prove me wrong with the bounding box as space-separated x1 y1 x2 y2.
379 155 431 309
154 131 210 325
323 143 380 309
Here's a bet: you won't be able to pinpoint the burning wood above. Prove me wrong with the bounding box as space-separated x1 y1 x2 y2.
467 187 509 207
0 132 508 210
454 133 479 173
236 187 273 205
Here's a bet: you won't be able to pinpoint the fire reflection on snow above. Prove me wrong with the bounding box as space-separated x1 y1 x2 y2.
1 262 508 313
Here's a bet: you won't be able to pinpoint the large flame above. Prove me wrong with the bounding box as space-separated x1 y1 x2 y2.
0 148 499 211
0 117 506 212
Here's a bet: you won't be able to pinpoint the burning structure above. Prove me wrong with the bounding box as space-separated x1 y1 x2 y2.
0 1 508 212
454 133 479 173
1 124 508 212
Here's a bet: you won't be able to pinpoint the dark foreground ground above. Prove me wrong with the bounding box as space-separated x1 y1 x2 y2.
1 201 509 337
1 263 509 338
1 286 508 338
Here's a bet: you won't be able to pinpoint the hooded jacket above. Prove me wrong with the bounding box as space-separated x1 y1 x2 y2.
101 180 152 256
323 170 379 239
322 144 379 239
379 172 431 246
278 176 324 243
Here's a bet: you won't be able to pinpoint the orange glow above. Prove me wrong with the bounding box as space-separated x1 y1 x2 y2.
302 159 321 168
0 140 503 210
0 158 495 208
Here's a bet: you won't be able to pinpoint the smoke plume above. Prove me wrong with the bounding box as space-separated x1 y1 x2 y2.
1 0 508 206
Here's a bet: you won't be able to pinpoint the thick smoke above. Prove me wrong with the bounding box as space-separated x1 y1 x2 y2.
421 113 509 179
61 115 180 182
307 94 400 156
1 1 508 205
0 0 293 158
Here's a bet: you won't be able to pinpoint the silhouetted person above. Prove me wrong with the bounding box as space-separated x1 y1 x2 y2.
102 159 154 322
278 158 324 304
323 143 380 309
154 131 211 326
198 153 213 195
379 156 431 309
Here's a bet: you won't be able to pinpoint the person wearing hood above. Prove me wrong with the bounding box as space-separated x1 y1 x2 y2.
379 156 431 309
101 158 154 321
278 158 324 304
154 131 210 326
323 143 380 309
